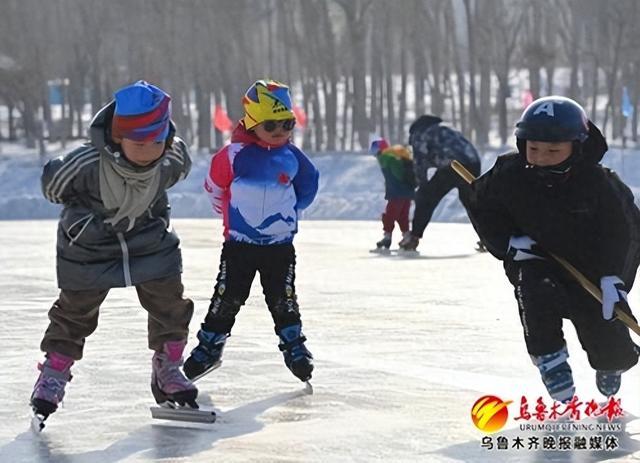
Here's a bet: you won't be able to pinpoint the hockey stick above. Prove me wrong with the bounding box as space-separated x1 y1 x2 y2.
451 159 640 337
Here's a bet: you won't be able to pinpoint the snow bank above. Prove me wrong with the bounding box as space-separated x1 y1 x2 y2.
0 142 638 221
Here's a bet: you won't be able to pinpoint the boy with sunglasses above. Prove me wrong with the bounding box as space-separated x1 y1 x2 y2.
184 80 319 384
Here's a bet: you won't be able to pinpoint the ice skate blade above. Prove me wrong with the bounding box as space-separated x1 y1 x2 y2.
189 360 222 382
150 405 216 423
304 381 313 395
369 248 391 255
395 249 420 258
30 414 46 433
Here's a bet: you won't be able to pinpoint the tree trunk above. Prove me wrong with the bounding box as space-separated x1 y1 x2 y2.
497 75 509 146
447 3 467 135
385 63 396 143
396 31 408 142
463 0 479 144
195 83 211 152
8 103 16 141
477 56 491 147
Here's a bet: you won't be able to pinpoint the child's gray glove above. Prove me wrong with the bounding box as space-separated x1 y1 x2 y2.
600 276 627 321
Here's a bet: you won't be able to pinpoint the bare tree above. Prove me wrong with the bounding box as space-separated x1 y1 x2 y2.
3 0 638 153
333 0 374 150
490 0 524 145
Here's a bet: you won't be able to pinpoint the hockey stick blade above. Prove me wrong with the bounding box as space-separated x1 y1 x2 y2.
150 406 216 423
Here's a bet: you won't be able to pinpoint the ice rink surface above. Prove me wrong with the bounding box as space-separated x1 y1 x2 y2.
1 220 639 462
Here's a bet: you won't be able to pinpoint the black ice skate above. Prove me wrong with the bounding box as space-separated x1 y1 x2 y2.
376 236 392 249
277 324 314 382
370 235 392 254
596 370 624 397
183 329 228 381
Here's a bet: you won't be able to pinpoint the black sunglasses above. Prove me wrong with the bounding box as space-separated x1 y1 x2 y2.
262 119 296 132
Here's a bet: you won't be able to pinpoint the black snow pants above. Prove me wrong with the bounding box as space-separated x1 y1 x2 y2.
412 159 481 238
505 259 638 371
201 241 302 334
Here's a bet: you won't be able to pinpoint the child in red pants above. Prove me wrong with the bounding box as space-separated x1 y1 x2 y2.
370 138 416 250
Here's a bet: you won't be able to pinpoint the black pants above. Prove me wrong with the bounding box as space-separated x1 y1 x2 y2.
412 160 481 238
202 242 302 334
506 259 638 371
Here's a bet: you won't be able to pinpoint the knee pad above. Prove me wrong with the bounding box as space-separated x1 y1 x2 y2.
270 296 300 318
208 297 242 321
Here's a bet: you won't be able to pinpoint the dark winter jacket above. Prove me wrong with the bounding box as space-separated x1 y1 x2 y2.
409 123 480 184
467 122 640 289
41 102 191 290
377 146 416 200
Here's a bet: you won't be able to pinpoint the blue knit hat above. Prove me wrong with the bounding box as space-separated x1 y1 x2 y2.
112 80 171 142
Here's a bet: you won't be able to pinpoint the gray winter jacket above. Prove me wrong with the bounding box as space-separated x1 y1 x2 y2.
41 102 192 290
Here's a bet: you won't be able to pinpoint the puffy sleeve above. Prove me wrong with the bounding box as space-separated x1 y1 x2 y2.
204 144 235 216
41 144 99 204
290 146 319 210
164 137 192 188
466 156 518 260
595 170 640 288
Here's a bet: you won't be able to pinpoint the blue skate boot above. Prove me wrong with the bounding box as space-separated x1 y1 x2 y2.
595 370 624 397
277 324 314 382
531 346 575 403
183 329 228 381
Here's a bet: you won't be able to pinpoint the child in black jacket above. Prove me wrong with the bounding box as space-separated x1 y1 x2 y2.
467 96 640 402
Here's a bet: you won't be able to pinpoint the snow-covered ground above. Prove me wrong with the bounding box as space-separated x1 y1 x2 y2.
2 141 640 222
0 220 639 462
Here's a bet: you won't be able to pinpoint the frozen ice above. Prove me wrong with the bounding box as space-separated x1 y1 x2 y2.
0 220 638 462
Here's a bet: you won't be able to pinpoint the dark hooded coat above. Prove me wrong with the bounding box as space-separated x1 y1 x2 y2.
41 102 191 290
467 122 640 289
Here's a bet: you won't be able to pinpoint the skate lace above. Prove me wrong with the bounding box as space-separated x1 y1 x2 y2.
156 358 191 388
279 336 311 360
192 344 216 362
37 376 67 402
192 332 226 362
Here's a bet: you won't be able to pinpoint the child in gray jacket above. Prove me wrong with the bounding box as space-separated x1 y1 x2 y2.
31 80 197 423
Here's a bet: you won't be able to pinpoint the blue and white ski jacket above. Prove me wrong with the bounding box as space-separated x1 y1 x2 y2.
204 123 319 245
